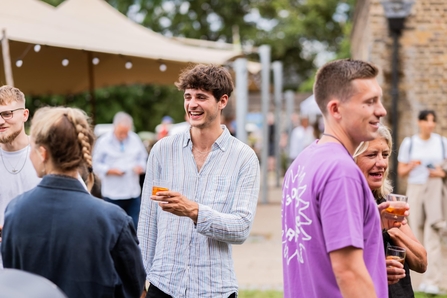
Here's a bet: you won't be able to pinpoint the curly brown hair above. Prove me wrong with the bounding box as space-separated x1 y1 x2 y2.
175 64 234 102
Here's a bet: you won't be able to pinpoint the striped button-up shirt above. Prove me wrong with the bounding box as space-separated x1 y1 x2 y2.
138 126 260 298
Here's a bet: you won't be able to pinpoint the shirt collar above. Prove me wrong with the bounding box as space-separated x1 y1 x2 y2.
183 125 231 152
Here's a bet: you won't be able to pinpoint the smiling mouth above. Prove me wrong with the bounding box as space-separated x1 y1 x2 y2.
370 172 383 178
189 111 204 117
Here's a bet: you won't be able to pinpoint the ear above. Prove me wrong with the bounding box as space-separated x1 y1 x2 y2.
218 94 228 110
327 99 342 120
23 108 30 122
37 145 48 162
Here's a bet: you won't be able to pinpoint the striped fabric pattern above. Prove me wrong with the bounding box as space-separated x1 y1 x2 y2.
138 126 260 298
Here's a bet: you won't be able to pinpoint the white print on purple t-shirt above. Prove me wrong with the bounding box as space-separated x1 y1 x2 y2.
282 165 312 266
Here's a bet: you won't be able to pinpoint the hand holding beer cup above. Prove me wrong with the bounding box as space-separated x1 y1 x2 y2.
385 245 406 284
152 185 169 196
152 180 169 204
384 194 408 221
386 245 406 265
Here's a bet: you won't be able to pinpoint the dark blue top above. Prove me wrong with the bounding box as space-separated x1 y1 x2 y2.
1 175 145 298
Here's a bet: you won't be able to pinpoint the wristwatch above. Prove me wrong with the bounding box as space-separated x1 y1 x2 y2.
145 280 150 292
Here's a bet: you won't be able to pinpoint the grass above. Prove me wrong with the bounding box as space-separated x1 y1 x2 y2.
237 291 447 298
415 293 447 298
239 290 283 298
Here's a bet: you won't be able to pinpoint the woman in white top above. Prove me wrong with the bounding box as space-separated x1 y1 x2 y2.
397 109 447 294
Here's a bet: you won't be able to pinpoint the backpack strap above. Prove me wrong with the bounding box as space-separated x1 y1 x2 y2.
408 136 413 159
441 135 446 160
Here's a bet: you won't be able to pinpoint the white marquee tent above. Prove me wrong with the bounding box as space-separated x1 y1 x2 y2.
0 0 243 95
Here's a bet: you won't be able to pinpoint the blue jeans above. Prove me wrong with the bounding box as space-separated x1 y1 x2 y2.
104 196 140 229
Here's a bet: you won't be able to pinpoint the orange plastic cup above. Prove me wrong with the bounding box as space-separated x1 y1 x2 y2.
152 186 169 195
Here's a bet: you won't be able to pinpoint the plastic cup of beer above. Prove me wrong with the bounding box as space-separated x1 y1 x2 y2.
386 245 406 265
152 184 169 195
384 193 408 221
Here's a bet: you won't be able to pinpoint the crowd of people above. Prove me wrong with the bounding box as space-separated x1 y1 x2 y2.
0 60 446 297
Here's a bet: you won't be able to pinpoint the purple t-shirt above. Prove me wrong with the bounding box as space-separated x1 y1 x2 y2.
282 141 387 298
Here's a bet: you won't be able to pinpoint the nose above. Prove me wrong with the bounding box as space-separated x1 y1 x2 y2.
376 100 387 117
188 97 199 108
376 155 387 168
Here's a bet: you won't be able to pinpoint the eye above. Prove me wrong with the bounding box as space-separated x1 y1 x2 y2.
1 111 12 118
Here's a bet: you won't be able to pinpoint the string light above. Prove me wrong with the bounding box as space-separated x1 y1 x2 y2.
125 61 133 69
14 44 32 68
159 63 167 72
62 59 69 67
34 44 41 52
92 57 100 65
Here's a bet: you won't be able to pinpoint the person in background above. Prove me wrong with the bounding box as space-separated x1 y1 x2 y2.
138 64 260 298
282 59 390 298
0 85 40 268
267 112 276 171
92 111 148 229
168 113 190 136
156 115 173 140
397 109 447 294
1 106 146 298
354 125 427 297
288 114 315 165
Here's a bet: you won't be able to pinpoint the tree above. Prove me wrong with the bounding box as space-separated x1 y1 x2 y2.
129 0 356 89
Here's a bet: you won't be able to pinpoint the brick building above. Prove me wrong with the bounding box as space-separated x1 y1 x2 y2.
351 0 447 192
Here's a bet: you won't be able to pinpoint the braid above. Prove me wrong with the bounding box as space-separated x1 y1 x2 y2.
75 122 95 192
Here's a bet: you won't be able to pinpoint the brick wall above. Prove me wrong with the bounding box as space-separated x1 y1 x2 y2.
351 0 447 192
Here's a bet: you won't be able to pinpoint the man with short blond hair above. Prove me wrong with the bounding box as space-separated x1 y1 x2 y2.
0 85 40 267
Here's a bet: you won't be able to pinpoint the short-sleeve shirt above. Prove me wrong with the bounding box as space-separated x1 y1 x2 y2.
282 140 387 298
397 133 447 184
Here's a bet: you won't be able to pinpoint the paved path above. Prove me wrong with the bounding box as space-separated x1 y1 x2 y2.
233 180 283 290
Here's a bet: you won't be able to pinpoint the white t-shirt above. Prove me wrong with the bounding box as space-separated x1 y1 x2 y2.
397 133 447 184
289 126 315 160
0 145 41 225
0 145 41 268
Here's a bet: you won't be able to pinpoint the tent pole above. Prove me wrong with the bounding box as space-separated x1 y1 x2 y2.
87 51 96 124
1 29 15 86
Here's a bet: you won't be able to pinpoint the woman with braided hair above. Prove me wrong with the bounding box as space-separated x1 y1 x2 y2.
1 106 146 297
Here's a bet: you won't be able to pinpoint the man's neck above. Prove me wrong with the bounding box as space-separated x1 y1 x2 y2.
319 128 357 156
190 125 224 150
0 131 29 152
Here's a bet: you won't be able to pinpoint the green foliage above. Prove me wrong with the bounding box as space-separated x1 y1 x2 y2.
27 85 184 132
125 0 356 89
